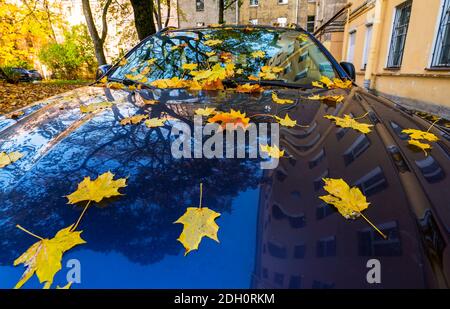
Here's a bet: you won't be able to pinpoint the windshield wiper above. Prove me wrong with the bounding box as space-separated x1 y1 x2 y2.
107 77 152 89
223 79 313 89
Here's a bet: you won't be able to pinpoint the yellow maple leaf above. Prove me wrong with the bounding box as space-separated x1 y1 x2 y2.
296 33 309 42
14 225 86 289
106 82 125 90
260 71 277 80
275 114 297 127
319 178 387 239
143 99 159 105
324 114 373 134
272 92 294 104
145 117 166 128
319 178 369 219
308 94 345 103
205 51 216 57
313 76 352 89
402 129 438 142
174 183 220 255
182 63 198 71
207 109 250 130
0 151 23 168
236 83 264 93
408 139 432 155
204 39 222 46
80 102 113 114
248 75 259 81
260 144 285 158
251 50 266 58
147 58 157 65
150 77 188 89
120 114 149 126
195 107 216 116
191 63 234 83
312 81 324 88
99 76 108 84
66 171 127 204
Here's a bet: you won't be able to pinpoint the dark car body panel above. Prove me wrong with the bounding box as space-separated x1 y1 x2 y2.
0 84 449 289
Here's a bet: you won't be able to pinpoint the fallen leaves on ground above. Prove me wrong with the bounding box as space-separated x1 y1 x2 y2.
66 171 127 204
14 224 86 289
174 183 220 255
120 114 149 126
272 92 294 104
0 81 89 114
319 178 386 239
207 109 250 130
324 114 373 134
79 102 113 114
0 151 23 168
260 144 285 158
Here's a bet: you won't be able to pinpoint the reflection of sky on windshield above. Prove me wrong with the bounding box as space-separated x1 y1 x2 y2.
0 189 259 288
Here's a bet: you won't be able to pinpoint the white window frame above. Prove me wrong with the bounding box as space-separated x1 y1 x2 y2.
386 0 412 68
249 18 258 25
361 23 373 70
430 0 450 67
277 17 288 27
347 30 356 63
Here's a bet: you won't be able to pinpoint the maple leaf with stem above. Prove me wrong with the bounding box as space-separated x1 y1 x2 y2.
401 121 440 156
120 114 149 126
319 178 387 239
260 144 285 158
13 224 86 289
308 94 345 103
66 172 127 231
0 151 23 168
324 114 373 134
272 92 294 105
174 183 220 255
312 76 352 89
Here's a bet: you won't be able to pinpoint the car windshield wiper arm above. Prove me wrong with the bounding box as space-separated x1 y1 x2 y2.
224 79 313 89
107 77 152 89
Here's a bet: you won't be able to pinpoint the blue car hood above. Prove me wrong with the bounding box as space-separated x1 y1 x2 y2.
1 85 450 289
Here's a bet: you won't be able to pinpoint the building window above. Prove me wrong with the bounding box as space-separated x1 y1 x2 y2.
249 19 258 25
277 17 288 27
196 0 204 11
278 0 288 4
387 1 412 68
347 30 356 62
307 16 315 32
294 243 306 259
249 0 259 6
354 166 388 197
343 134 371 166
316 236 336 257
358 221 402 256
362 24 373 70
431 0 450 67
268 241 287 258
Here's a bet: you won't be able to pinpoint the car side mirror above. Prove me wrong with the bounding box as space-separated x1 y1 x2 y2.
96 64 112 80
340 62 356 81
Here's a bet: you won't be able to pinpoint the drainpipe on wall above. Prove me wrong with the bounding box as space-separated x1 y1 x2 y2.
364 0 386 90
236 0 239 24
341 4 352 62
295 0 299 25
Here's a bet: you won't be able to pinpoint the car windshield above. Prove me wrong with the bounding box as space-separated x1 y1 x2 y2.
109 26 339 86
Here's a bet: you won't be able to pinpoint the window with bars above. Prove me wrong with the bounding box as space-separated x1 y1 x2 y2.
307 16 315 32
387 1 412 68
431 0 450 67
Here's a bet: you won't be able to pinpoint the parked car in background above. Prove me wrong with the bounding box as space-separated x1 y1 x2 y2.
27 69 43 81
9 68 32 82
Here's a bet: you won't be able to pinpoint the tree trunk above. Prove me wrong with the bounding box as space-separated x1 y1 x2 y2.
130 0 157 41
81 0 110 65
218 0 224 24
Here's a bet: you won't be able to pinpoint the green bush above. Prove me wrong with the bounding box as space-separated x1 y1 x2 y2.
39 25 97 80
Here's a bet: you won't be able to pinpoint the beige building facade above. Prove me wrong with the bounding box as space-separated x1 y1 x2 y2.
340 0 450 112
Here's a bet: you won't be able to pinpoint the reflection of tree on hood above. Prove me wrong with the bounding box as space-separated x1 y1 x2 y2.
0 93 263 265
